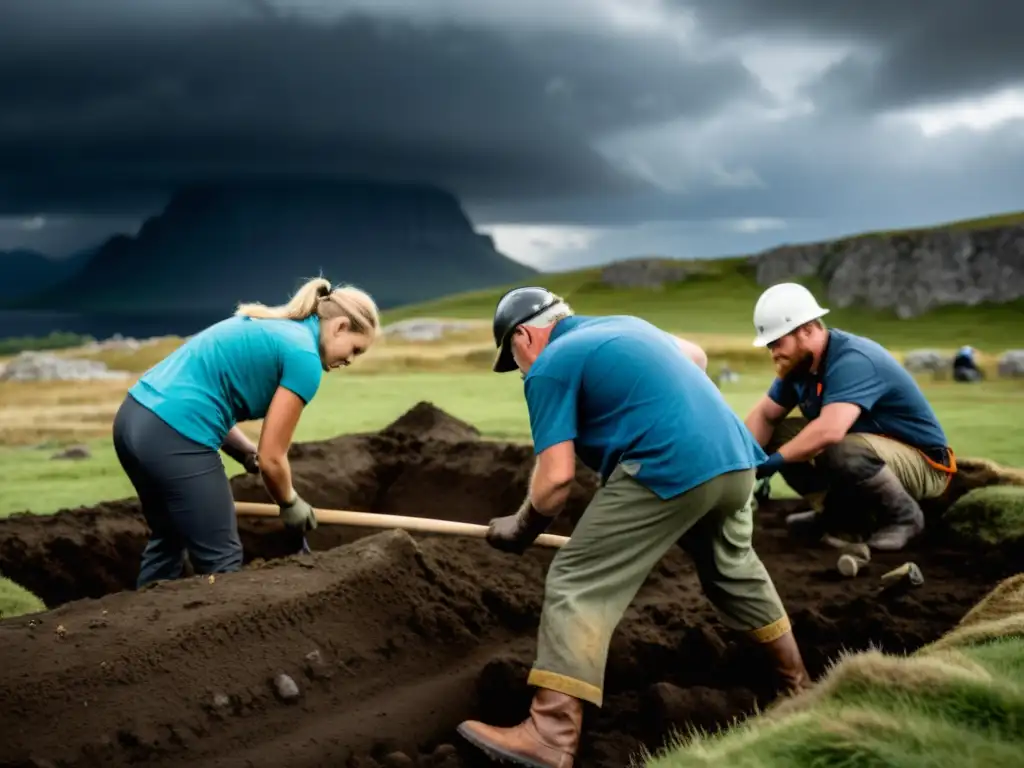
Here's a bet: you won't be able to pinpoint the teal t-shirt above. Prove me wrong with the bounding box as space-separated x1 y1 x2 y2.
129 315 324 449
524 315 767 499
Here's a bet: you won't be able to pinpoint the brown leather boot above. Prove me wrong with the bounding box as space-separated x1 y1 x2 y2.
457 687 583 768
763 629 812 696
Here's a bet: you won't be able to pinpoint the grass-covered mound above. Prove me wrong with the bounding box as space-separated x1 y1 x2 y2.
944 486 1024 548
0 576 45 619
639 572 1024 768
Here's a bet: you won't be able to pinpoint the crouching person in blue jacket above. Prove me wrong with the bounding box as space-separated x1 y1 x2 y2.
112 277 379 588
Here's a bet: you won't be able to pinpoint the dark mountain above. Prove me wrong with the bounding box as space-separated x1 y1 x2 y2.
0 248 92 302
8 180 535 314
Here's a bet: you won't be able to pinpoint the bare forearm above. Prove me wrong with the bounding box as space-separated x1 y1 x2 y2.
259 456 295 506
744 412 777 448
528 464 572 516
776 421 836 463
531 478 571 516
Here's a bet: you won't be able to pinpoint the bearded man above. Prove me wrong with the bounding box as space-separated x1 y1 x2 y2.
743 283 956 551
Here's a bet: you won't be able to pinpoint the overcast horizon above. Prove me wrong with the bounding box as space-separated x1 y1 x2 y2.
2 1 1022 270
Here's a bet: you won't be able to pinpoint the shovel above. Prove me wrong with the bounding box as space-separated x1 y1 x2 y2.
234 501 570 549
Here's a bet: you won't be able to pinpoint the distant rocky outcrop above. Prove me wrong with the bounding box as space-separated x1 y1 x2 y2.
600 258 699 289
0 351 129 382
901 348 1024 379
752 224 1024 318
6 179 535 314
999 350 1024 378
902 349 950 374
382 318 485 342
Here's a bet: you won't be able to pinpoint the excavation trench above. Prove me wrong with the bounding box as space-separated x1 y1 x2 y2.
0 402 1019 768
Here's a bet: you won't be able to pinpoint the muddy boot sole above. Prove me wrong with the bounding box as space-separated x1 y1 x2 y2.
868 521 924 551
456 724 553 768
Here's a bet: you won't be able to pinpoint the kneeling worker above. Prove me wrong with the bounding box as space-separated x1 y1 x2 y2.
457 287 809 768
744 283 956 551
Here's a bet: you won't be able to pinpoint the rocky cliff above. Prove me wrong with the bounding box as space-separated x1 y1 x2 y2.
8 180 535 314
752 224 1024 318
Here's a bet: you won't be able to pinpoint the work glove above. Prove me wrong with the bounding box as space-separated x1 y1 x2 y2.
756 452 785 480
486 500 554 556
242 452 260 475
279 493 318 532
222 444 261 475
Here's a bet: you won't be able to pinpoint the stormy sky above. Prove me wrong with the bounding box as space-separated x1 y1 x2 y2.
1 0 1022 268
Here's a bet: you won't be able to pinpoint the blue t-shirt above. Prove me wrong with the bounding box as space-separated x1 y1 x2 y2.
524 315 767 500
129 315 324 449
767 328 950 458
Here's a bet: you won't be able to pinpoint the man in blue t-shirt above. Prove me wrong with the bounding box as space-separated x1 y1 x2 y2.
744 283 955 553
456 287 810 768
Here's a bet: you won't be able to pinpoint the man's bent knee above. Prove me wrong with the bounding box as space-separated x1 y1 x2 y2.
815 436 885 483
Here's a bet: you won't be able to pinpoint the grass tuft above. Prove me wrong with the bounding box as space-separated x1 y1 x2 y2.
0 576 46 619
640 571 1024 768
943 486 1024 547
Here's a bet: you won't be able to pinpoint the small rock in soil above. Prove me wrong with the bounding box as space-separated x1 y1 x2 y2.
304 649 333 680
431 744 461 767
382 752 415 768
272 673 300 701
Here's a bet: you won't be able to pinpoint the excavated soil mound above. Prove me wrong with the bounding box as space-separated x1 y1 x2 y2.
0 402 1021 768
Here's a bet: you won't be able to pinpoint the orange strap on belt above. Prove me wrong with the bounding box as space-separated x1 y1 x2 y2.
877 433 957 492
878 432 957 473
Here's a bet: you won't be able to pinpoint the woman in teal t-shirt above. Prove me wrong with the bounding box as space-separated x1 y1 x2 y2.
112 277 380 588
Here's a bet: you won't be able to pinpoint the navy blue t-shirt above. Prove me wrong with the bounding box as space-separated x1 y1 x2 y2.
767 328 950 459
523 315 767 499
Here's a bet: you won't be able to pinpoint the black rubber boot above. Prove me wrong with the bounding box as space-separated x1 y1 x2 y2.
856 466 925 551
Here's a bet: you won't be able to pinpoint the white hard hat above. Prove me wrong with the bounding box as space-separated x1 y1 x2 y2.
752 283 830 347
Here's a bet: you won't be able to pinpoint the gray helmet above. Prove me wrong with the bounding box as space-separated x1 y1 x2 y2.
491 286 561 372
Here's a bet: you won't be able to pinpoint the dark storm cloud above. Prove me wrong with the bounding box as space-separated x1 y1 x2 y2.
677 0 1024 110
0 4 764 215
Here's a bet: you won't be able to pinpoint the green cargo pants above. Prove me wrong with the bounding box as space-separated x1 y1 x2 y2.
527 464 790 707
766 417 952 511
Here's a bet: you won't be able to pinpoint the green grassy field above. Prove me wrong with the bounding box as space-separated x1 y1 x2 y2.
2 369 1023 518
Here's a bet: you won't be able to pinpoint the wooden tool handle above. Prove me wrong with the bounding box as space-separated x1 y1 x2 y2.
234 501 569 549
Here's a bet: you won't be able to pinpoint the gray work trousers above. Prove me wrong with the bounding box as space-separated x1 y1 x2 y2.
112 393 243 588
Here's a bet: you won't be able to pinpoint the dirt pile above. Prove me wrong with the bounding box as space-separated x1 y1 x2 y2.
0 402 1021 768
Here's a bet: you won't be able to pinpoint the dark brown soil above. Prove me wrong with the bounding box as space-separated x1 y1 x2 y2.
0 401 1019 768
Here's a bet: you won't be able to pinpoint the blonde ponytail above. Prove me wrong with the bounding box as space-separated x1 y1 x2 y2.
320 284 381 336
234 276 381 339
235 277 332 320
